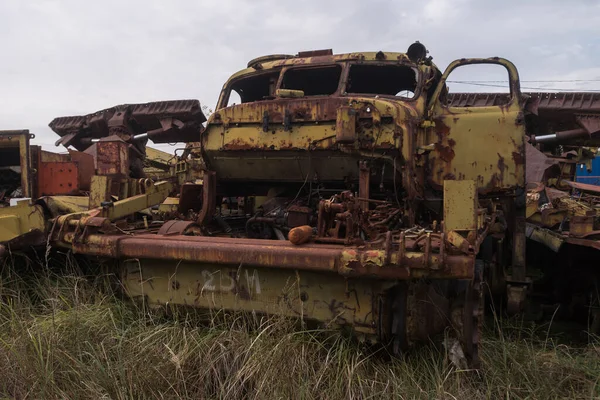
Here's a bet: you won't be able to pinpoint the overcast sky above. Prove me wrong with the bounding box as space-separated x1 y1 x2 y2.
1 0 599 152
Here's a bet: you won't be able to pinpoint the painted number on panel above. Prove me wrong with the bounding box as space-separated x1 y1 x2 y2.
200 269 261 295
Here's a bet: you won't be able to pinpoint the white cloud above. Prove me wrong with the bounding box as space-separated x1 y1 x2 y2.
422 0 469 23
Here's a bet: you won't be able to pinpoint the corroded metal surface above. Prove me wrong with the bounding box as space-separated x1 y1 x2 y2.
37 161 79 195
50 100 207 150
427 59 525 194
121 259 459 351
565 180 600 194
449 92 600 145
63 234 476 280
0 200 45 243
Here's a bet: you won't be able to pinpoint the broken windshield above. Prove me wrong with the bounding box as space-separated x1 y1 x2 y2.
224 70 281 107
346 64 418 99
221 62 420 108
280 65 342 96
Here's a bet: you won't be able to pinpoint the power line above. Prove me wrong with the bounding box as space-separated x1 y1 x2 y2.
448 79 600 83
446 81 600 92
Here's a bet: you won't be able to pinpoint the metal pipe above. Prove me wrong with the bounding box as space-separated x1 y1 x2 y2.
82 133 148 145
534 128 589 144
65 233 474 280
533 134 556 143
133 133 148 140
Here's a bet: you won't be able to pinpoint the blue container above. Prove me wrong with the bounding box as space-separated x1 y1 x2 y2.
576 156 600 186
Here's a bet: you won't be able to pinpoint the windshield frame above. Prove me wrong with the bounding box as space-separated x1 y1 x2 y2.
217 60 424 110
343 61 422 101
218 68 284 109
277 62 345 97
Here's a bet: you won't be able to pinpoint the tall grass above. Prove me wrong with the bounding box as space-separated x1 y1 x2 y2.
0 252 598 399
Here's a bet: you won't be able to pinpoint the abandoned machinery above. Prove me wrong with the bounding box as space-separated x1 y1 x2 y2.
2 42 600 369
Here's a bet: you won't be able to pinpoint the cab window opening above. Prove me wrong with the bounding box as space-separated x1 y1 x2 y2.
346 64 418 99
441 63 511 107
280 65 342 96
225 70 280 107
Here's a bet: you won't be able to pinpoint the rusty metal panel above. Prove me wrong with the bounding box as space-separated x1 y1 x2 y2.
207 94 414 184
450 93 600 147
0 201 45 243
158 197 180 213
38 162 79 196
118 256 465 360
96 140 129 176
525 223 563 252
131 100 206 123
428 59 526 194
39 196 89 216
565 180 600 194
287 205 312 227
443 180 477 232
33 150 94 195
448 92 600 113
68 150 95 191
526 92 600 113
99 181 173 221
427 105 526 192
526 142 560 183
89 175 111 208
39 150 70 162
122 259 380 335
49 100 206 150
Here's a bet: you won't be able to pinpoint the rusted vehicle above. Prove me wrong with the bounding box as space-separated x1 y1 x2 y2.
4 42 599 367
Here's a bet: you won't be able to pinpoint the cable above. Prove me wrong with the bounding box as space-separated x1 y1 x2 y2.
448 79 600 83
446 81 600 92
291 148 312 204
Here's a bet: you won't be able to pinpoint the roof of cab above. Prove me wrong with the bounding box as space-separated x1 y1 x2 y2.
224 51 420 84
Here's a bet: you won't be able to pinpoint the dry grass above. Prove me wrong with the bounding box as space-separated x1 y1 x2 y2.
0 253 598 399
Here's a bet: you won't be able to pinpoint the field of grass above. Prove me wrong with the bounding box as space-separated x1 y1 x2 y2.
0 253 599 399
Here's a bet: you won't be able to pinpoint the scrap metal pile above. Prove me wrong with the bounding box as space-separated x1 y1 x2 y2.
524 127 600 331
1 42 600 368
